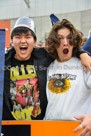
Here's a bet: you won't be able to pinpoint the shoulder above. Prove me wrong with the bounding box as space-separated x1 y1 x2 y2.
5 47 15 64
70 57 81 65
47 60 56 70
32 48 55 65
32 48 54 58
31 48 47 60
69 57 82 71
33 48 47 55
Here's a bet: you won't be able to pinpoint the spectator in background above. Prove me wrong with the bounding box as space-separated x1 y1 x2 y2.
37 41 45 48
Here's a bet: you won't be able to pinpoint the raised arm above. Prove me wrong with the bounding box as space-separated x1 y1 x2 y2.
80 36 91 72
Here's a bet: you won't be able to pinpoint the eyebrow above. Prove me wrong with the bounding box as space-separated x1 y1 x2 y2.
15 33 32 36
26 33 32 36
57 33 71 37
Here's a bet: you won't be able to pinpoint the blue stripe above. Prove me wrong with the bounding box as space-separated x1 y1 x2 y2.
0 29 5 134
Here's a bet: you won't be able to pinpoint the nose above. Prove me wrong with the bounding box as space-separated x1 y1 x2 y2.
63 38 68 45
20 37 26 43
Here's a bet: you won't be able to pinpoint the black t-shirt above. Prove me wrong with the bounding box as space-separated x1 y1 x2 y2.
10 56 41 120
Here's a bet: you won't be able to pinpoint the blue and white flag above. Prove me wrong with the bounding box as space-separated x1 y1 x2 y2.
0 29 5 135
50 14 60 26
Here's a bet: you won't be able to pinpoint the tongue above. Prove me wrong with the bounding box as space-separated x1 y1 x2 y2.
20 48 27 54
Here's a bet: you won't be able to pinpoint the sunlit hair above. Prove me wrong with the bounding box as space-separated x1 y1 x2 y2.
45 19 83 59
11 26 37 41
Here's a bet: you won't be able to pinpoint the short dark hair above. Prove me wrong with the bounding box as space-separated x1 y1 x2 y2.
11 26 37 41
46 19 82 59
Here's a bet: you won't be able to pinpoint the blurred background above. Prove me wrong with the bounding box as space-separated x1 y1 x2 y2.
0 0 91 48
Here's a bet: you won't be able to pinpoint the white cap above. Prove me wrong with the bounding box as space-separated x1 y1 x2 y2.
14 16 36 35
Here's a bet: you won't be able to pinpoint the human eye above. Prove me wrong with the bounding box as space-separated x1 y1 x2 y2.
68 37 71 39
14 34 21 38
67 35 72 40
26 34 32 38
58 36 63 41
15 35 21 38
27 36 32 38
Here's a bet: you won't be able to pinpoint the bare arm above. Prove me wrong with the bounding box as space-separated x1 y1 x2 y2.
80 53 91 72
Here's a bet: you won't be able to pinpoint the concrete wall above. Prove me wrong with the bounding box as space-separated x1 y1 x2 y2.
33 9 91 42
2 9 91 43
0 0 91 43
0 0 91 19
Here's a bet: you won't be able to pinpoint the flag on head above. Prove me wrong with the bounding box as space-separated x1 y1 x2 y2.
82 36 91 55
50 14 60 26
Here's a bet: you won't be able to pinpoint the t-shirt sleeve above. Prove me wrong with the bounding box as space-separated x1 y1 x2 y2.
84 70 91 89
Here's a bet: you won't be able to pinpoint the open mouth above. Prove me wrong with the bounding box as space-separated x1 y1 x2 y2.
20 46 28 54
20 46 28 50
63 48 69 55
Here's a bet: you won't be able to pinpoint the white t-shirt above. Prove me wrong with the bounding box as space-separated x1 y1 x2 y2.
44 57 91 120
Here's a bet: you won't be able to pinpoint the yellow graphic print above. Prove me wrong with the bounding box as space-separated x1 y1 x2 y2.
10 65 41 120
11 103 41 120
10 65 37 81
48 78 71 94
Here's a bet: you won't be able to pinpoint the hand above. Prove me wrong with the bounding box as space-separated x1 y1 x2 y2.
80 53 91 72
74 115 91 136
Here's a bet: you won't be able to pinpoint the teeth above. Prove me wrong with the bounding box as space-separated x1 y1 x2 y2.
21 46 27 47
20 46 27 49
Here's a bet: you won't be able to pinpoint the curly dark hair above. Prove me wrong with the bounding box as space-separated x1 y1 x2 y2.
45 19 83 59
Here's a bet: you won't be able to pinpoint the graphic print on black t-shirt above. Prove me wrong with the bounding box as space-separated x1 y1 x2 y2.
10 63 41 120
